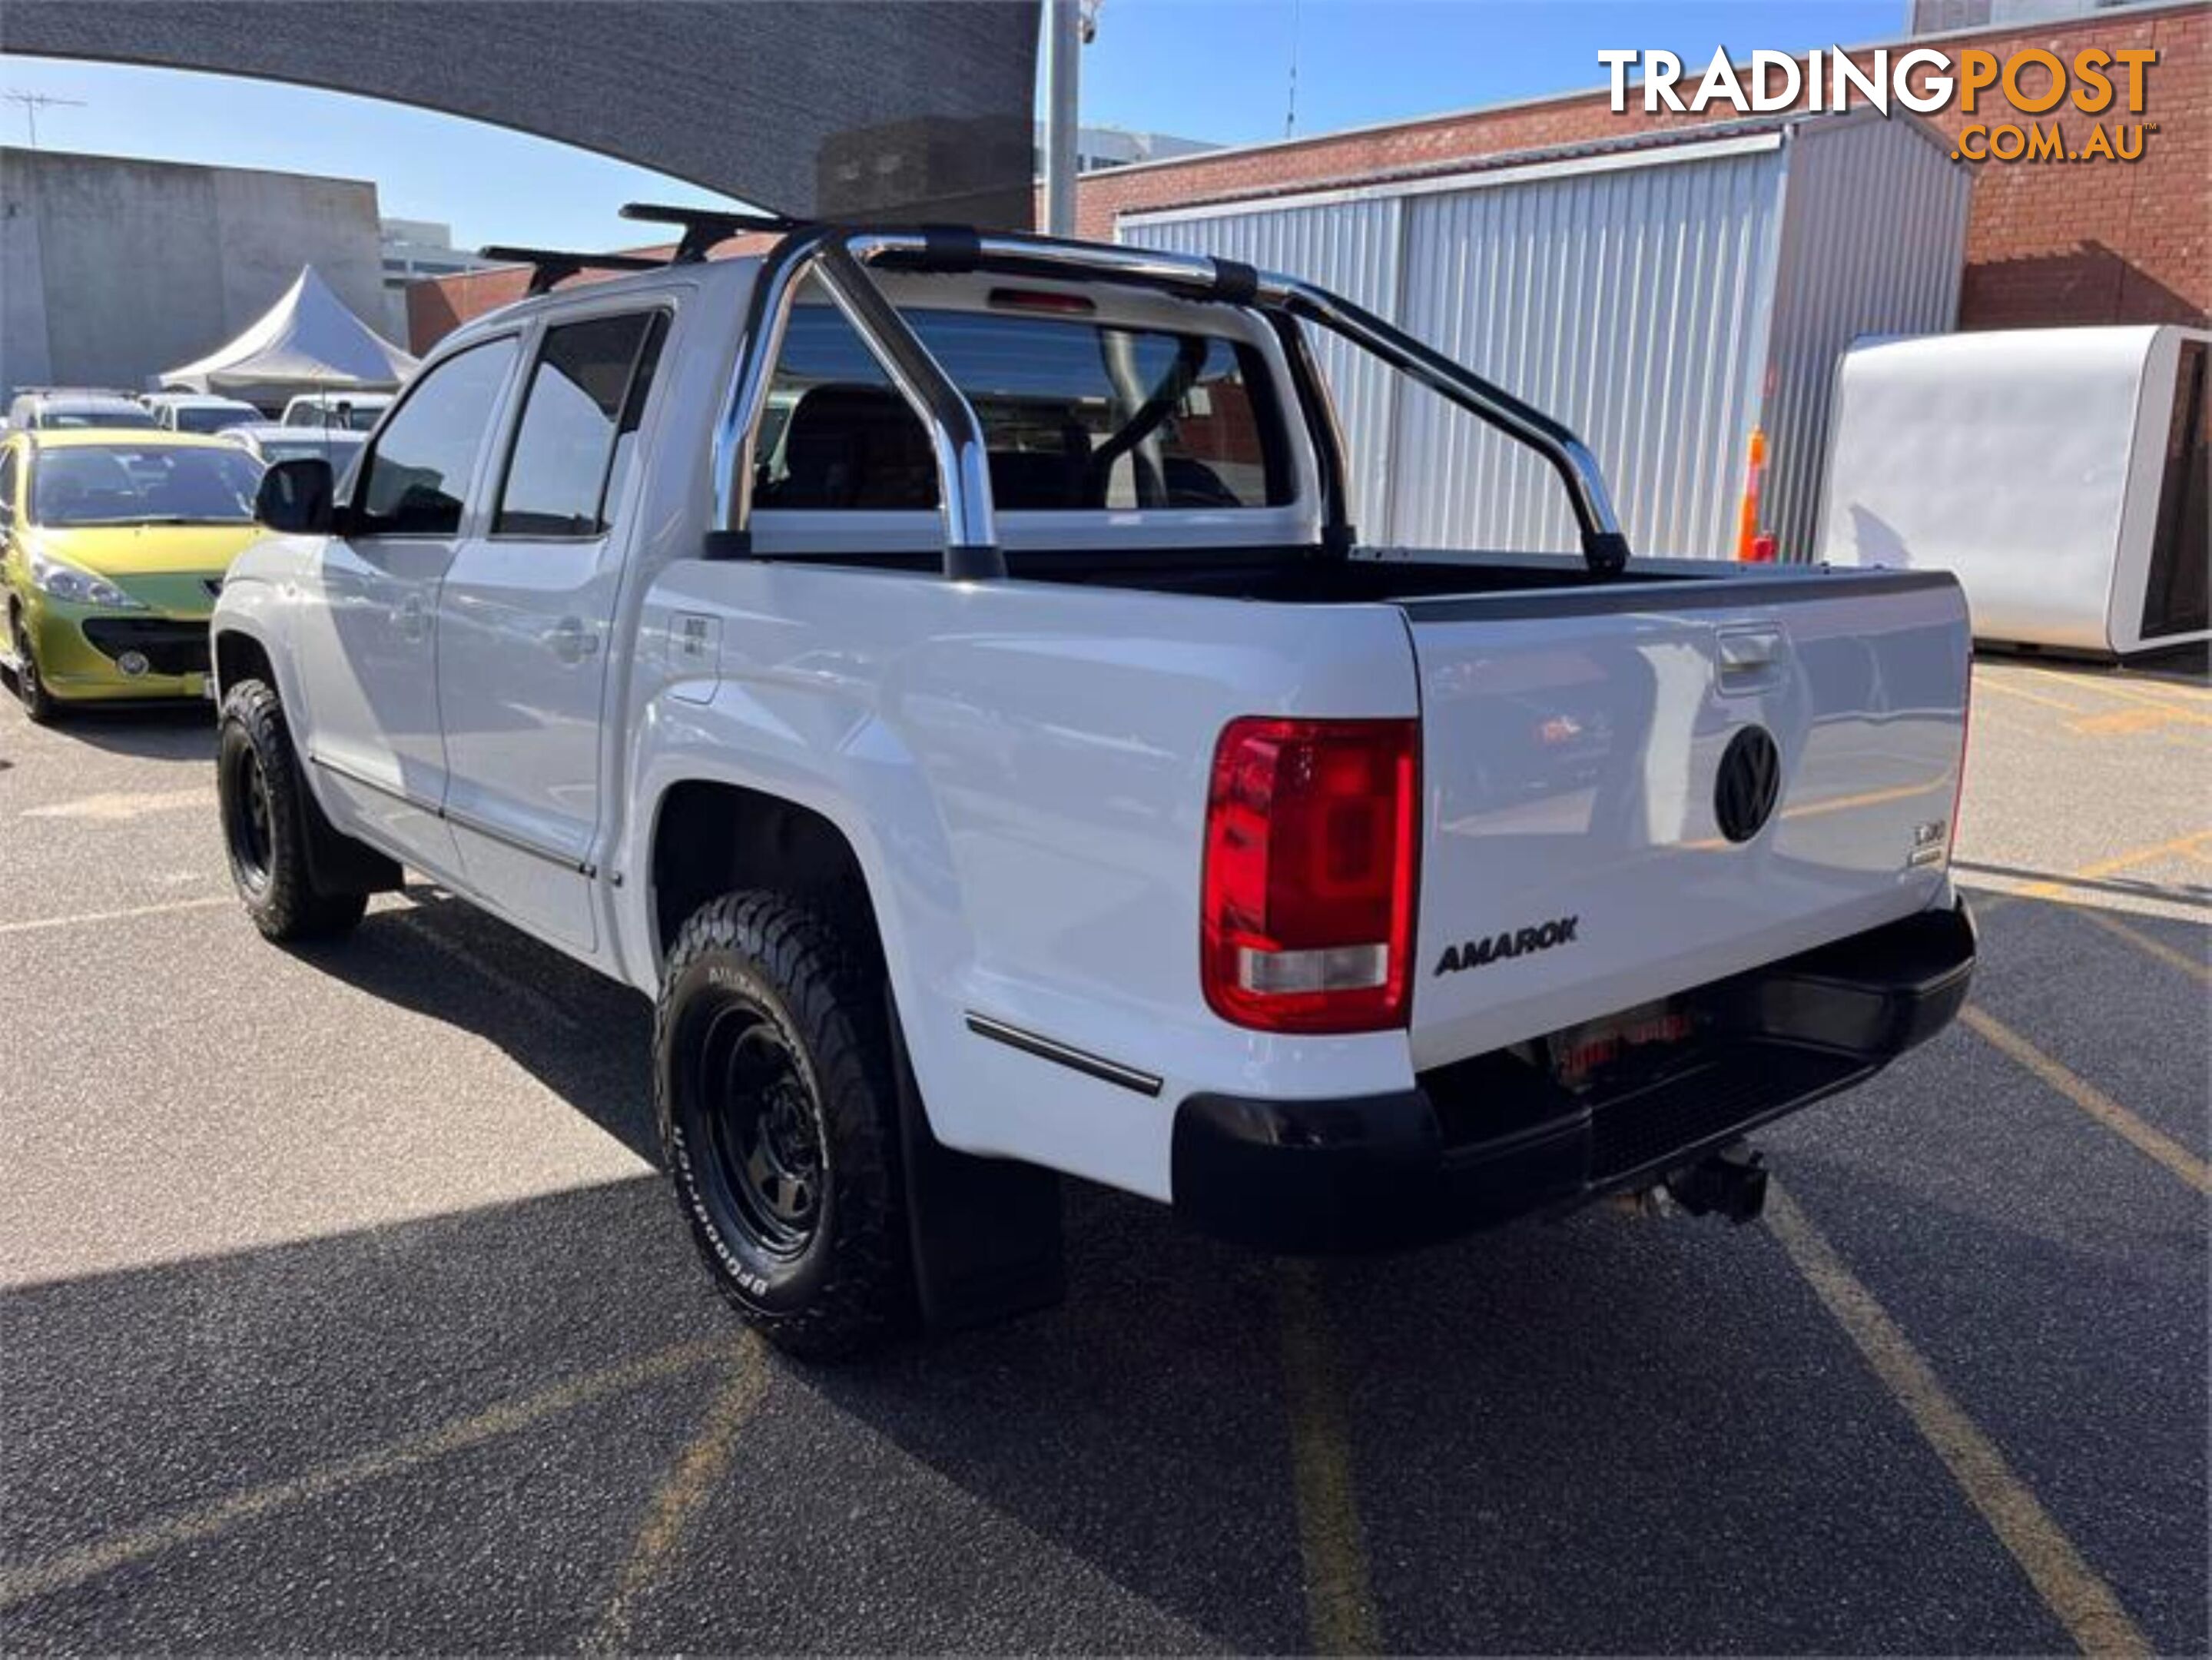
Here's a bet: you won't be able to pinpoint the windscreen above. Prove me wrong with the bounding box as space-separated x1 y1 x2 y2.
43 405 158 430
32 445 263 526
758 304 1290 513
172 406 257 434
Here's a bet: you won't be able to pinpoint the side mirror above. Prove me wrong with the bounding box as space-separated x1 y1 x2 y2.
256 456 336 534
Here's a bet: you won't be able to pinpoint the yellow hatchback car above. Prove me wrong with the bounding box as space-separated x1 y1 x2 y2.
0 428 267 722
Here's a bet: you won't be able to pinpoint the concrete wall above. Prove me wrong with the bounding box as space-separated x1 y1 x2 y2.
0 148 386 400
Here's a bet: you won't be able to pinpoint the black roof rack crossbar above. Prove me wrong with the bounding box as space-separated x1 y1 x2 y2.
619 202 809 263
479 245 666 296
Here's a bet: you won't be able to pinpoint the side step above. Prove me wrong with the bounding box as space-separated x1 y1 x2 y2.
889 996 1066 1334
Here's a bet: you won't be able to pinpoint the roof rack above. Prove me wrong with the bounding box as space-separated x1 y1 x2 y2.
478 245 667 296
619 203 808 263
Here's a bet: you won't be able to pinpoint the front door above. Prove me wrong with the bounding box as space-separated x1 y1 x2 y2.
291 336 520 873
435 307 668 953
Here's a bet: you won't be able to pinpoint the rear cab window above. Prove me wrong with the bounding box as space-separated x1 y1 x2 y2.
494 310 668 539
750 283 1301 540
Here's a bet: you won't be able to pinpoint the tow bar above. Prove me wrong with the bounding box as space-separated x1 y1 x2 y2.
1602 1140 1770 1223
1665 1141 1769 1223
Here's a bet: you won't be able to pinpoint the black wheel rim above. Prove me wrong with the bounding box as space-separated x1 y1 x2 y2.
691 1003 824 1259
12 616 38 708
224 743 275 891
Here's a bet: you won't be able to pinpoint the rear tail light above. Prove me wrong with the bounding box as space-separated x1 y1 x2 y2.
1950 651 1973 858
1201 716 1420 1034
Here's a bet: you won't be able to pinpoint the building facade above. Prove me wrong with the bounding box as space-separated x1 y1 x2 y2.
1034 124 1220 174
1 148 388 399
1076 0 2207 333
409 0 2205 354
378 217 501 338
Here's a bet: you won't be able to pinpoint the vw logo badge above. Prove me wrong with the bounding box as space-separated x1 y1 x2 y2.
1715 725 1782 843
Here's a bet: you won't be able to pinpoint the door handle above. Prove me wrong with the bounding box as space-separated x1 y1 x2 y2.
1716 626 1786 693
396 593 428 642
546 615 600 665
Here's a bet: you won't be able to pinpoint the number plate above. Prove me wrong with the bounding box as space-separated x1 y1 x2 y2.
1549 1001 1693 1090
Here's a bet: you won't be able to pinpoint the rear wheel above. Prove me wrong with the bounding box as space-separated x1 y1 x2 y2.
9 605 57 724
656 891 912 1360
217 679 367 941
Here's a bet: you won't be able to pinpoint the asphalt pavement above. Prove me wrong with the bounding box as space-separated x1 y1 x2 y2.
1 652 2205 1655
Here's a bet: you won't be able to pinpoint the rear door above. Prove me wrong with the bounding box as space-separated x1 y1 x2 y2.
1401 572 1970 1070
433 305 668 954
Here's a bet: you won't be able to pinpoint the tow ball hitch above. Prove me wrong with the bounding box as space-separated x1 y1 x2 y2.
1663 1140 1768 1223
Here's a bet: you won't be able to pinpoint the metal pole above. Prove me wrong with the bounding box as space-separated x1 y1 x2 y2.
1040 0 1082 237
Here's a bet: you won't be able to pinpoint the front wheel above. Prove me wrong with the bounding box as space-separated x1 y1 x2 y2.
217 679 367 941
656 891 912 1360
9 606 57 724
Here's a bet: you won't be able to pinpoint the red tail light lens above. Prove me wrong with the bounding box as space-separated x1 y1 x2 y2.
1202 715 1420 1034
1950 653 1973 859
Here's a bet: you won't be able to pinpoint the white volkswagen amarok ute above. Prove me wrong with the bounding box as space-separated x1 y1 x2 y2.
210 209 1975 1357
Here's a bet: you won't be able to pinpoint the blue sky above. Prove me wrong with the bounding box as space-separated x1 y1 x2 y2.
2 2 1903 251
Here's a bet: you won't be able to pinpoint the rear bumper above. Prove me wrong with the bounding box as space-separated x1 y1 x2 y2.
1172 898 1975 1253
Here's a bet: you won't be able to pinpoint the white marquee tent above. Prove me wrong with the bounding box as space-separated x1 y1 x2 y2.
160 265 419 407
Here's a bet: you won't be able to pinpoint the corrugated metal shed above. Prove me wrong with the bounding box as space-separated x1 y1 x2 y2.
1120 110 1970 562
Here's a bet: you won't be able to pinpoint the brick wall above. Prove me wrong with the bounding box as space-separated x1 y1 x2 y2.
1073 2 2207 330
410 3 2205 350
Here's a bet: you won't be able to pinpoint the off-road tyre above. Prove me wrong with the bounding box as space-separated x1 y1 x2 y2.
217 679 368 941
655 891 913 1360
9 603 57 724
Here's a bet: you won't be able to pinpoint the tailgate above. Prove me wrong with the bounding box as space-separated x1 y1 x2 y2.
1401 570 1970 1071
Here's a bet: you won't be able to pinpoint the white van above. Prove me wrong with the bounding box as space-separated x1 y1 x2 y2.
1818 325 2208 657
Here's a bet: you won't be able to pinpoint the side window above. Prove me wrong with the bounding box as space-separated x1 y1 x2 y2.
494 310 667 538
353 338 518 537
0 447 17 520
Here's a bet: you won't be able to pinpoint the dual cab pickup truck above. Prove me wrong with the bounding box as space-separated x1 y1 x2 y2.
211 211 1975 1357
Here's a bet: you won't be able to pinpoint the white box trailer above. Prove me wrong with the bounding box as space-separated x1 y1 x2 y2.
1816 326 2209 657
1119 108 1972 564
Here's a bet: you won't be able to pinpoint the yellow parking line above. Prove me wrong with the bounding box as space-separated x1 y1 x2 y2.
2064 675 2212 715
1766 1186 2150 1658
584 1345 767 1652
2074 908 2210 985
2038 667 2212 706
1785 779 1945 821
2065 705 2212 738
18 786 217 822
1972 675 2087 714
1676 779 1948 851
1276 1261 1381 1656
1959 1006 2210 1194
0 894 233 937
0 1336 738 1609
1990 830 2212 908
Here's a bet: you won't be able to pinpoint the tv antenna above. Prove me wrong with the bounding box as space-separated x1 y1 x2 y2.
4 90 85 149
1284 0 1302 138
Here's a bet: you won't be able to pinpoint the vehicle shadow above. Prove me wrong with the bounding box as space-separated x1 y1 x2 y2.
37 879 2185 1652
15 701 218 763
291 885 662 1166
9 1116 2192 1654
